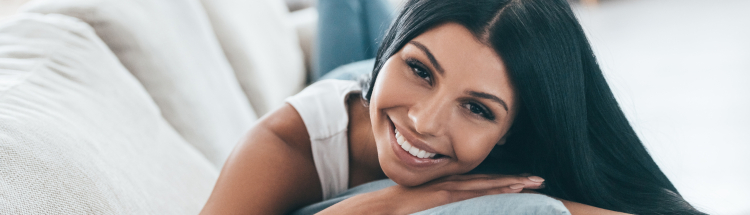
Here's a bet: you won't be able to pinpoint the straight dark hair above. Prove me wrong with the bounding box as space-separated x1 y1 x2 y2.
362 0 704 214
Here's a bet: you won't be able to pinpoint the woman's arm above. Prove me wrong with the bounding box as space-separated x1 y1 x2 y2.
318 174 546 214
315 179 629 215
201 104 322 214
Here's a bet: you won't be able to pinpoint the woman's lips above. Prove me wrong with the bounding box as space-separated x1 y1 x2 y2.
395 128 438 159
388 117 448 169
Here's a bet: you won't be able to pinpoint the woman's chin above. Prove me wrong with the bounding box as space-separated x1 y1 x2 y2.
381 164 435 187
389 175 429 187
378 146 445 187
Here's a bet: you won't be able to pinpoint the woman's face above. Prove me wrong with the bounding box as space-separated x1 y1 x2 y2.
369 22 518 186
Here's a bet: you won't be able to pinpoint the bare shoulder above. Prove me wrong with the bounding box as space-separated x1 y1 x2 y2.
262 103 313 153
201 103 322 215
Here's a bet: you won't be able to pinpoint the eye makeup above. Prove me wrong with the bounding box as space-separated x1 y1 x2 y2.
460 99 497 121
405 58 432 84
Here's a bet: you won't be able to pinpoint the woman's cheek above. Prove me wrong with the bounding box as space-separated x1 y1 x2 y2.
372 60 421 108
453 127 501 168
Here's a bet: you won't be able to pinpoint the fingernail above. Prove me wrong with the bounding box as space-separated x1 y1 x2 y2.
509 183 524 189
527 176 545 183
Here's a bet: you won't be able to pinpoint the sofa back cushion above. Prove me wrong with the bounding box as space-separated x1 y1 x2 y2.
0 14 217 214
22 0 257 167
200 0 306 115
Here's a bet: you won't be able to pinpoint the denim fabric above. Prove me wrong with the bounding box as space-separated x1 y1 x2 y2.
315 0 393 80
291 179 571 215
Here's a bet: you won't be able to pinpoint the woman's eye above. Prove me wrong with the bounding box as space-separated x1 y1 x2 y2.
406 59 432 83
464 103 495 120
413 67 431 82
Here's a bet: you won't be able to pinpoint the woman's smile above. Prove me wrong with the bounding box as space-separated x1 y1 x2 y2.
388 116 450 169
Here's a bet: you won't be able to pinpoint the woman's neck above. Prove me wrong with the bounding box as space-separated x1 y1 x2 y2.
346 93 387 188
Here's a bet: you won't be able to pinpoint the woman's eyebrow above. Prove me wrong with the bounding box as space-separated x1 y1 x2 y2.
467 90 509 111
408 41 444 75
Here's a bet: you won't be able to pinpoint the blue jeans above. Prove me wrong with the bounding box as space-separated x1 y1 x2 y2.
314 0 393 80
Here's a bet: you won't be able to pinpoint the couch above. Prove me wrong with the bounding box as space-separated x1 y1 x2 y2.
0 0 316 213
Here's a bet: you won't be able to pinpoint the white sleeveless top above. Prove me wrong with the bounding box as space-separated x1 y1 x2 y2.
285 79 361 200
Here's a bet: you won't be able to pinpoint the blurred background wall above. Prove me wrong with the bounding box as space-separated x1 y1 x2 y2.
573 1 749 214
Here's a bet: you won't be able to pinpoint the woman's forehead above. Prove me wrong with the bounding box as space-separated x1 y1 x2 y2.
409 23 506 75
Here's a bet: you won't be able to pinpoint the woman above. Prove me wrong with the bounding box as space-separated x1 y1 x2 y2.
201 0 704 214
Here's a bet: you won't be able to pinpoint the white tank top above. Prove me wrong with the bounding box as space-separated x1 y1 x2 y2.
285 79 361 200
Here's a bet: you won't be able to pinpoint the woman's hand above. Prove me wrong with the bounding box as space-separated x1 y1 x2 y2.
317 174 545 215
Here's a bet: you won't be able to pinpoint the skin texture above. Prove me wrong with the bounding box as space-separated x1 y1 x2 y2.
201 23 629 215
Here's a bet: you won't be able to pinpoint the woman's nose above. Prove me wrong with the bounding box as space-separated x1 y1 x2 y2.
407 96 450 137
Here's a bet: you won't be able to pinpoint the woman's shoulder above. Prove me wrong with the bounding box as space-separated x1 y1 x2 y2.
286 79 361 139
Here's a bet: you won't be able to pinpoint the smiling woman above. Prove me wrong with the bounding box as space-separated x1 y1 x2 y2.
201 0 705 214
369 23 518 187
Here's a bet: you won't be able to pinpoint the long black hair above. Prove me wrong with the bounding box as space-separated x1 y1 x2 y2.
362 0 704 214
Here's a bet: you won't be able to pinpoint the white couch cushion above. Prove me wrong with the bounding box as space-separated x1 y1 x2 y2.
0 14 217 214
200 0 306 115
22 0 257 167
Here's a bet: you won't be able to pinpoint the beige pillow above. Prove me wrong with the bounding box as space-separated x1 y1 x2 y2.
200 0 306 115
22 0 257 167
0 13 217 214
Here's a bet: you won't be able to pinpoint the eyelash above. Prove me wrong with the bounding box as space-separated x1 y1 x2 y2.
405 58 432 84
405 58 496 121
463 102 495 120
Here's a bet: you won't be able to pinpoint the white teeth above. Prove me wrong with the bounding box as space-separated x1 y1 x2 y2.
395 128 439 159
401 141 412 151
417 150 426 158
408 147 420 157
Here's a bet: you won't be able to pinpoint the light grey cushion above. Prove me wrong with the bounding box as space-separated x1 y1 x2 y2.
292 179 570 215
0 13 217 214
21 0 258 167
200 0 306 116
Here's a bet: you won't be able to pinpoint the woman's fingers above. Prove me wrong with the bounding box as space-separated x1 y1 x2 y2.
442 174 493 181
524 175 546 189
524 181 546 190
437 175 544 191
446 185 525 202
440 177 520 190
